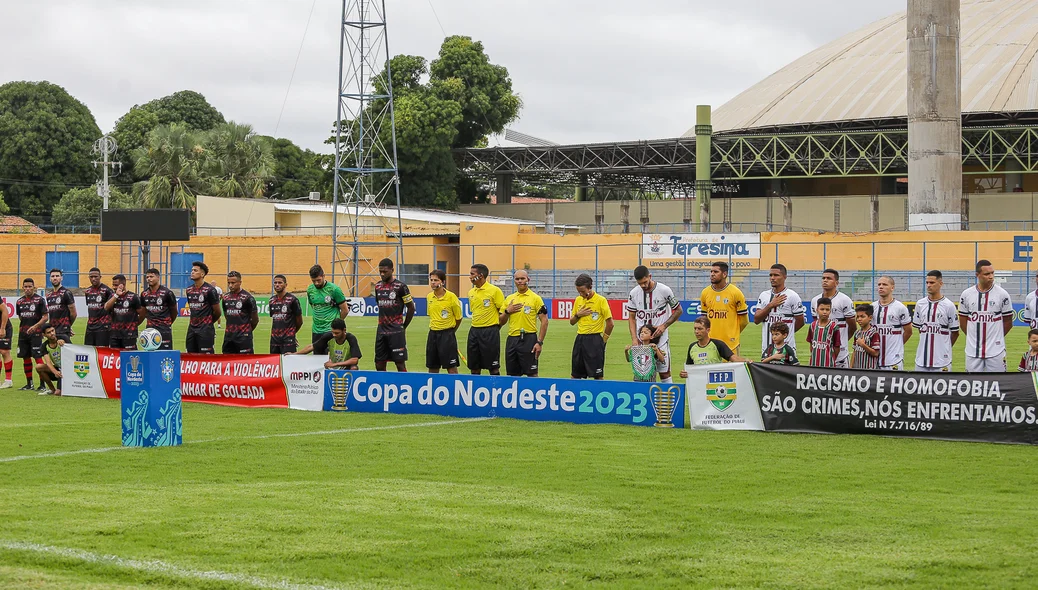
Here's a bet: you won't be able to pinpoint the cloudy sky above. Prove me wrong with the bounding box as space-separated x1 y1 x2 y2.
2 0 904 152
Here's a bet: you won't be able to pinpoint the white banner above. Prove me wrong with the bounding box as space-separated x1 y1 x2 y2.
685 363 765 430
641 233 761 270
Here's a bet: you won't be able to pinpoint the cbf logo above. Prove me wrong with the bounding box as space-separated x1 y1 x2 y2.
126 355 145 385
74 354 90 379
160 357 175 383
706 370 737 412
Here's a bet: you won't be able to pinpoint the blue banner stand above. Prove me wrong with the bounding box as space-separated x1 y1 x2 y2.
121 351 183 447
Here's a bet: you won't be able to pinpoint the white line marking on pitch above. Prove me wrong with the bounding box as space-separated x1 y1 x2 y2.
0 540 360 590
0 417 493 464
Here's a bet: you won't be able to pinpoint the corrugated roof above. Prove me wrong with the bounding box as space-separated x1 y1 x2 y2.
273 202 544 226
686 0 1038 134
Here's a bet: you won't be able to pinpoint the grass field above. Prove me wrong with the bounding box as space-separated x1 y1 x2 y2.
2 318 1037 588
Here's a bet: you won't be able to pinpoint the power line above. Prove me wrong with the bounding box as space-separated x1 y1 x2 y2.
273 0 318 138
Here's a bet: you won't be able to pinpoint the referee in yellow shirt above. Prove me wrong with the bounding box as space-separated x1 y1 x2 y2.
426 269 463 374
499 269 548 377
570 273 614 380
699 261 749 353
467 263 505 375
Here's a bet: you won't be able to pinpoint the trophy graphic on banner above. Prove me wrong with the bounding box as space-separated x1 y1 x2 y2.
329 373 351 412
649 385 680 428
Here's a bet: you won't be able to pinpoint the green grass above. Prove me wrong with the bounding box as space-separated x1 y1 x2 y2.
1 318 1037 588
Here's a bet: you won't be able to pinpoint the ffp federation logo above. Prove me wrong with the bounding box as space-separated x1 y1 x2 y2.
706 370 737 412
74 354 90 379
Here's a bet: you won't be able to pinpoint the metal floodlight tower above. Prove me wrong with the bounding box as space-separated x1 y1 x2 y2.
331 0 404 296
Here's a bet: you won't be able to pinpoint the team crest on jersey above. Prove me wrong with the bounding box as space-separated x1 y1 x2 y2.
235 301 242 309
74 354 90 378
123 300 130 307
324 296 332 303
389 292 396 300
706 370 737 412
723 298 729 304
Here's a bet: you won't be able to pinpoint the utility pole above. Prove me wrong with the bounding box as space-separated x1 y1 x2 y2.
92 135 121 210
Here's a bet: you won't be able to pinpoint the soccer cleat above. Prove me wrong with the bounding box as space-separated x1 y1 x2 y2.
37 384 48 393
0 380 12 389
37 390 51 396
18 383 34 391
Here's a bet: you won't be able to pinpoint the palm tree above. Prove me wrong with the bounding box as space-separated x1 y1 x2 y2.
201 122 275 199
132 123 204 210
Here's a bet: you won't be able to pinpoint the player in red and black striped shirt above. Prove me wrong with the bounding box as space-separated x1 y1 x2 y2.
103 274 144 350
46 268 77 343
83 267 115 347
851 303 881 370
141 268 179 350
269 274 303 354
185 261 221 354
16 278 48 390
221 271 259 354
806 297 841 368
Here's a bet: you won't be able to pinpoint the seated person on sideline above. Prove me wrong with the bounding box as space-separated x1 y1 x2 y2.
679 316 751 378
293 319 362 370
37 323 65 396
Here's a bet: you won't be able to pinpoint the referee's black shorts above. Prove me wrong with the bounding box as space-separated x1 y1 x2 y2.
505 334 539 376
466 326 501 372
426 329 459 371
374 331 408 363
571 333 605 379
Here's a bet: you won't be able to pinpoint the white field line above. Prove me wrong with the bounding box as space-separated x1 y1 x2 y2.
0 420 111 429
0 540 358 590
0 417 493 464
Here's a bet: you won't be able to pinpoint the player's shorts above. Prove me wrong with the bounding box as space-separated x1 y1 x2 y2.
109 334 137 350
505 334 539 376
312 331 330 355
879 361 904 371
16 333 42 359
0 320 12 350
655 339 672 375
55 331 72 345
375 331 407 363
150 325 173 351
966 353 1006 373
426 329 459 371
84 330 110 347
222 333 254 355
466 326 501 372
914 364 951 372
571 333 606 379
269 339 298 355
185 325 216 354
834 357 849 369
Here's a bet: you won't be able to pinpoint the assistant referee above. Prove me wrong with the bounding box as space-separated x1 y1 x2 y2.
466 263 504 375
425 269 463 373
499 269 548 377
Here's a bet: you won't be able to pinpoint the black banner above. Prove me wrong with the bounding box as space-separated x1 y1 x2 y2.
748 364 1038 445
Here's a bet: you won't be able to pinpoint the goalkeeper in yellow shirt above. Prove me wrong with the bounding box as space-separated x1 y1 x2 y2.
699 261 749 354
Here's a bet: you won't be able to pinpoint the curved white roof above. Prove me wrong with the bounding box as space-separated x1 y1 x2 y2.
687 0 1038 135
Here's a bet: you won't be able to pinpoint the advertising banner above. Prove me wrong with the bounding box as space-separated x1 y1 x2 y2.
641 233 761 270
60 344 327 411
324 370 686 428
121 350 182 447
686 363 1038 444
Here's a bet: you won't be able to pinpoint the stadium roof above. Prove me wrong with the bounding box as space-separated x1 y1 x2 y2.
273 202 547 226
688 0 1038 135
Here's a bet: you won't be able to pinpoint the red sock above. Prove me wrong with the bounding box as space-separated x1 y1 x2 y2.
3 360 11 380
23 358 33 383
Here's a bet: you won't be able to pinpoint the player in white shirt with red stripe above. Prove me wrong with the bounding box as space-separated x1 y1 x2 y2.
1021 271 1038 329
753 263 805 356
871 276 913 370
810 269 855 368
959 259 1014 373
626 266 683 383
912 270 959 372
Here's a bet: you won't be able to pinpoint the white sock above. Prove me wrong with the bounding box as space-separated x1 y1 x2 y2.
661 376 673 384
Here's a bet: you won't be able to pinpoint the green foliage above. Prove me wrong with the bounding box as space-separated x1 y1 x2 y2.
263 136 328 200
52 186 134 227
200 122 274 199
0 190 9 215
330 36 520 210
112 90 225 180
0 81 101 216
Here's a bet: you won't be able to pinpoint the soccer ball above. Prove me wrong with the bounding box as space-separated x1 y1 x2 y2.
138 328 163 352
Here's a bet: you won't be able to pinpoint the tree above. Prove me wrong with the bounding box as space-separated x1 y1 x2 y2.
429 36 521 149
0 81 101 216
112 90 225 180
132 123 205 210
200 122 274 199
263 137 328 200
0 190 9 215
52 186 135 227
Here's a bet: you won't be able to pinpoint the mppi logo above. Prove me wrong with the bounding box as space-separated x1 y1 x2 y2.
289 370 322 383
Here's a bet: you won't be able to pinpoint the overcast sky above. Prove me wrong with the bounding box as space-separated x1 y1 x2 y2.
1 0 904 152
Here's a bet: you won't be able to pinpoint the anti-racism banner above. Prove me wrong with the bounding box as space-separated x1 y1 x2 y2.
61 344 327 411
686 363 1038 445
324 370 686 428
